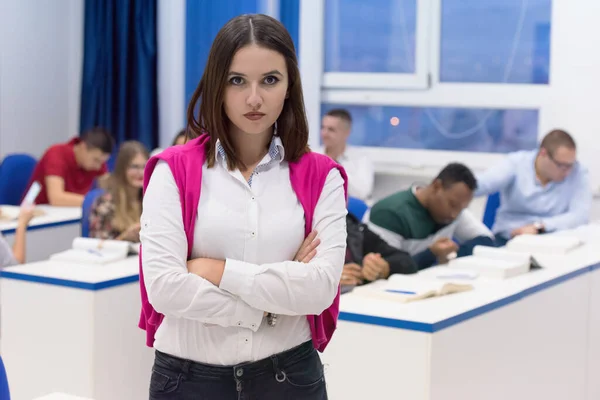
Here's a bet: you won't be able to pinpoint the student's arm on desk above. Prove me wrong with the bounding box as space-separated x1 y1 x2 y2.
474 156 516 197
46 176 84 207
141 161 263 331
363 227 418 275
454 210 495 256
541 169 592 232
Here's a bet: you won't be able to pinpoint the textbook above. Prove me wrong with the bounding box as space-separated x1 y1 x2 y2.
447 245 533 279
50 238 131 265
351 275 473 303
505 234 583 254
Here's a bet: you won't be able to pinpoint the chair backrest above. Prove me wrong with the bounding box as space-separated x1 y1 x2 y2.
0 154 37 205
81 188 105 237
482 192 501 230
0 355 10 400
347 196 369 221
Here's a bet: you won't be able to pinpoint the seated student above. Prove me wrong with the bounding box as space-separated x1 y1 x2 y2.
475 129 591 244
366 163 494 269
320 109 375 201
149 129 187 157
25 127 114 207
341 213 417 288
89 141 148 241
0 207 35 267
171 129 187 146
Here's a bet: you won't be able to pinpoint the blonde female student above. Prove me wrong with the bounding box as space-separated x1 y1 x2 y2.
0 207 35 267
139 14 348 399
89 141 148 242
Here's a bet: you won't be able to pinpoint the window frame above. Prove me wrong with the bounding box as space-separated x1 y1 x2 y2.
300 0 553 174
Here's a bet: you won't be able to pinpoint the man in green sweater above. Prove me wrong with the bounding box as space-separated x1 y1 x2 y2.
365 163 494 269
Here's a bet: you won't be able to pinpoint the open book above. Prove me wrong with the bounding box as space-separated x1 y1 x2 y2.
506 234 583 254
448 245 534 279
0 205 45 221
50 238 131 265
351 275 473 303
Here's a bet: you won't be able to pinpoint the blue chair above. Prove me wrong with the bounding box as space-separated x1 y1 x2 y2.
81 188 105 237
0 355 10 400
0 154 37 205
482 192 501 230
347 196 369 221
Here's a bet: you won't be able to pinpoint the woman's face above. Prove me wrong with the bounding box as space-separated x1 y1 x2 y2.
223 44 289 137
126 153 147 189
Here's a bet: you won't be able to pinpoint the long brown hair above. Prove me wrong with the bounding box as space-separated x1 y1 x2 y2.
186 14 309 171
105 141 149 233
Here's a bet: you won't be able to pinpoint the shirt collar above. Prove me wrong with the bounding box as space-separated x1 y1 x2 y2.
216 135 285 166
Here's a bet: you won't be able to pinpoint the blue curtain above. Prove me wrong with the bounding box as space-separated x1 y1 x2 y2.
280 0 300 54
185 1 261 109
80 0 159 150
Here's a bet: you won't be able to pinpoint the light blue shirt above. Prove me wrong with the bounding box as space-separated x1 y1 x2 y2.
475 150 591 237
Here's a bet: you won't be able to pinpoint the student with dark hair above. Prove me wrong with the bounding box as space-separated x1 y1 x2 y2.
320 108 374 201
171 129 187 146
476 129 591 242
140 14 347 399
25 127 114 206
366 163 494 269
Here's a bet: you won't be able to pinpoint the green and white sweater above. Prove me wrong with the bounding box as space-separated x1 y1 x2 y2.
365 187 493 268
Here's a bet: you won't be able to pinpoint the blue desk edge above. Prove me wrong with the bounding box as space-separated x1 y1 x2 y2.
0 270 139 291
339 262 600 333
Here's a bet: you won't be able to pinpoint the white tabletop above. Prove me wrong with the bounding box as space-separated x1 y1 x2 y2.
0 256 139 290
0 205 81 234
339 225 600 330
33 393 93 400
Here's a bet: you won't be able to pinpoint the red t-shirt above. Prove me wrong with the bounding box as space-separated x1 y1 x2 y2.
26 138 108 204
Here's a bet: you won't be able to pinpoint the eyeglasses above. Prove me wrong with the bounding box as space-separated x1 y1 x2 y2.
128 164 146 171
546 151 575 171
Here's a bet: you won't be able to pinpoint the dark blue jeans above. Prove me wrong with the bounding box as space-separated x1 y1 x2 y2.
149 341 327 399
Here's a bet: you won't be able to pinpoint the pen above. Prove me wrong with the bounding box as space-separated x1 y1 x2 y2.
385 289 417 295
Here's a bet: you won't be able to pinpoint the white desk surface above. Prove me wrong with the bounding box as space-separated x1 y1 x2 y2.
0 205 81 234
0 257 139 290
340 225 600 330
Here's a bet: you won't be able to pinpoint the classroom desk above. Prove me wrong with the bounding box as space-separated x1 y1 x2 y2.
0 257 153 400
321 227 600 400
0 205 81 262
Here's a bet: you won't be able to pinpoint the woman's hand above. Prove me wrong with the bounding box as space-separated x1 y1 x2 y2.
294 230 320 263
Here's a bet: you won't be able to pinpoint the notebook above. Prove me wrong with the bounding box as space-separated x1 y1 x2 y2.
351 275 473 303
447 245 533 279
50 238 130 265
506 234 583 254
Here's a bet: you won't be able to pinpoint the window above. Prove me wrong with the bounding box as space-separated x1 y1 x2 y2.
322 104 539 153
440 0 552 84
321 0 431 89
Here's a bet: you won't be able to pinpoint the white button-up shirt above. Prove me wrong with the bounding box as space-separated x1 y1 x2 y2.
140 137 347 365
318 146 374 201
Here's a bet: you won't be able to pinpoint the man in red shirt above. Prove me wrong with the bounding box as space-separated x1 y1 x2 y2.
26 127 114 206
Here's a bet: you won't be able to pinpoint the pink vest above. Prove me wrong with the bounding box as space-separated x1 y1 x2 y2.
138 134 348 352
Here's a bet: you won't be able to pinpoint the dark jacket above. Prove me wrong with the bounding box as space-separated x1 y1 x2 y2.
346 214 418 277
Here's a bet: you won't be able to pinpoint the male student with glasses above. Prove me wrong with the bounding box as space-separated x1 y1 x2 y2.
475 129 591 245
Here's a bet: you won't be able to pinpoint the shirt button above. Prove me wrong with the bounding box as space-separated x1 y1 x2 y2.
251 196 255 201
251 232 256 237
237 321 242 326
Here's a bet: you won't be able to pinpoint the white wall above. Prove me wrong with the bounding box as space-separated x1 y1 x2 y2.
0 0 83 159
157 0 185 149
